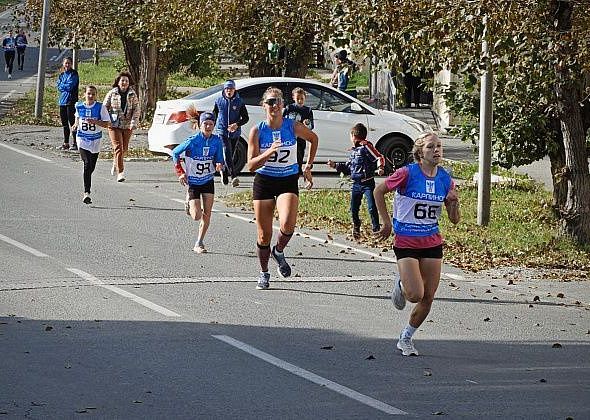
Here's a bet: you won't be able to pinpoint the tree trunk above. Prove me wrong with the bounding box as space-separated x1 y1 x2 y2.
121 36 166 119
552 0 590 244
548 118 567 215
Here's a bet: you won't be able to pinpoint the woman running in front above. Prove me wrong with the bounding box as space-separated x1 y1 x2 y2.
247 87 318 290
374 132 460 356
172 109 224 254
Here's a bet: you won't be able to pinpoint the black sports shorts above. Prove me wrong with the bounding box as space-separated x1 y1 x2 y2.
393 244 443 260
252 173 299 200
188 180 214 200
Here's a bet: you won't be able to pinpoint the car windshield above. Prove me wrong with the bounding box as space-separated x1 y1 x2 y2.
183 83 224 100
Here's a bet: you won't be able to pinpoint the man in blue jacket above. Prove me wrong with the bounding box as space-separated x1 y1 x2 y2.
213 80 249 187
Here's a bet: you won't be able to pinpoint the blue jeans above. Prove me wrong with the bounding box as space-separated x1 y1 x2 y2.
350 181 380 232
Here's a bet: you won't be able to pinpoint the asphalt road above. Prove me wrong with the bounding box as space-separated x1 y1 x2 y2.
0 133 589 419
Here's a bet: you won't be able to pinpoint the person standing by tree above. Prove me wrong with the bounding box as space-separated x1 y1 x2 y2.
103 71 140 182
14 29 27 71
213 79 249 187
247 87 318 290
374 132 460 356
2 30 15 79
71 86 111 204
56 57 79 151
283 87 314 176
172 110 224 254
330 50 356 96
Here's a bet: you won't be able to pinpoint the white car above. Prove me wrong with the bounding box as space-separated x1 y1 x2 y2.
148 77 429 173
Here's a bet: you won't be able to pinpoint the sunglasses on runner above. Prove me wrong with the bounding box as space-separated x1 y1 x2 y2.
263 97 281 106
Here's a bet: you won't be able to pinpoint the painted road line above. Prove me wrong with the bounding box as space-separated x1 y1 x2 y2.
0 143 52 162
67 268 181 318
0 233 49 257
213 335 407 416
1 90 17 101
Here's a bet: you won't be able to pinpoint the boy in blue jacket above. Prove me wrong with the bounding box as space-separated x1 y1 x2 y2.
327 123 385 240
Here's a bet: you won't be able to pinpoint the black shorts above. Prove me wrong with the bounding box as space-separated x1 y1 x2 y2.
188 180 214 200
393 244 443 260
252 173 299 200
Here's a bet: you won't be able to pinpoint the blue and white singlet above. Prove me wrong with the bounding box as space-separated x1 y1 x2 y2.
256 118 298 177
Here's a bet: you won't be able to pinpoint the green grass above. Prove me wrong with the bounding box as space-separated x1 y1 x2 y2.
224 166 590 273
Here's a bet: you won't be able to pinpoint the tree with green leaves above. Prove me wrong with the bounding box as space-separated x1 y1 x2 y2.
337 0 590 244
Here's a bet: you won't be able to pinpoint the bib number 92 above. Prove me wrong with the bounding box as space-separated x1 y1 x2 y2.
414 203 440 219
268 149 290 163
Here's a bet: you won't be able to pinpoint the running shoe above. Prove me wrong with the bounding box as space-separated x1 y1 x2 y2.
256 271 270 290
60 143 70 150
117 172 125 182
69 143 78 151
193 244 207 254
82 193 92 204
221 168 229 185
271 246 291 278
111 163 116 176
397 336 419 356
391 275 406 310
231 177 240 187
7 74 11 79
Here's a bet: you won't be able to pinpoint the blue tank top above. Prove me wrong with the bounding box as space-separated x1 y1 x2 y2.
256 118 298 177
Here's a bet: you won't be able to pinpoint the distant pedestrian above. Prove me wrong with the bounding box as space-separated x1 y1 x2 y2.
213 79 249 187
374 132 460 357
56 57 79 151
172 109 224 254
247 86 318 290
72 86 111 204
103 71 140 182
15 29 27 71
327 123 384 240
2 30 15 79
283 87 314 176
330 50 356 95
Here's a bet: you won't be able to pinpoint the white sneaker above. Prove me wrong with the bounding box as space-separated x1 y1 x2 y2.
391 275 406 310
117 172 125 182
7 74 11 79
231 177 240 187
397 336 419 356
111 163 116 176
193 244 207 254
82 193 92 204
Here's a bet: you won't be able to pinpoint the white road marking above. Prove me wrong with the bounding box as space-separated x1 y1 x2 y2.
1 90 17 101
67 268 182 318
171 197 461 279
213 335 407 416
0 142 52 162
0 233 49 257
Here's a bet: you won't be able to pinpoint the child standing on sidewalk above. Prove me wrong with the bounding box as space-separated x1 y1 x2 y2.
72 85 111 204
327 123 385 240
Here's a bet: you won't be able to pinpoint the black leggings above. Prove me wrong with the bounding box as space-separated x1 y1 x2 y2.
4 50 15 74
80 148 99 194
16 48 25 69
59 104 76 144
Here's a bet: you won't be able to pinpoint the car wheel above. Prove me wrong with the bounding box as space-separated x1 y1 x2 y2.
233 138 248 174
377 135 413 174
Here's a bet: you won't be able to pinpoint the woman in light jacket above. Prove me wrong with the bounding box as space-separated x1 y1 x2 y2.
103 71 140 182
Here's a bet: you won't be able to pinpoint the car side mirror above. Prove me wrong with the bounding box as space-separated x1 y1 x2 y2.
350 102 363 113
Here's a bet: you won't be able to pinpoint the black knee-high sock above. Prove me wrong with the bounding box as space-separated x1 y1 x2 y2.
275 230 293 253
257 243 271 272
